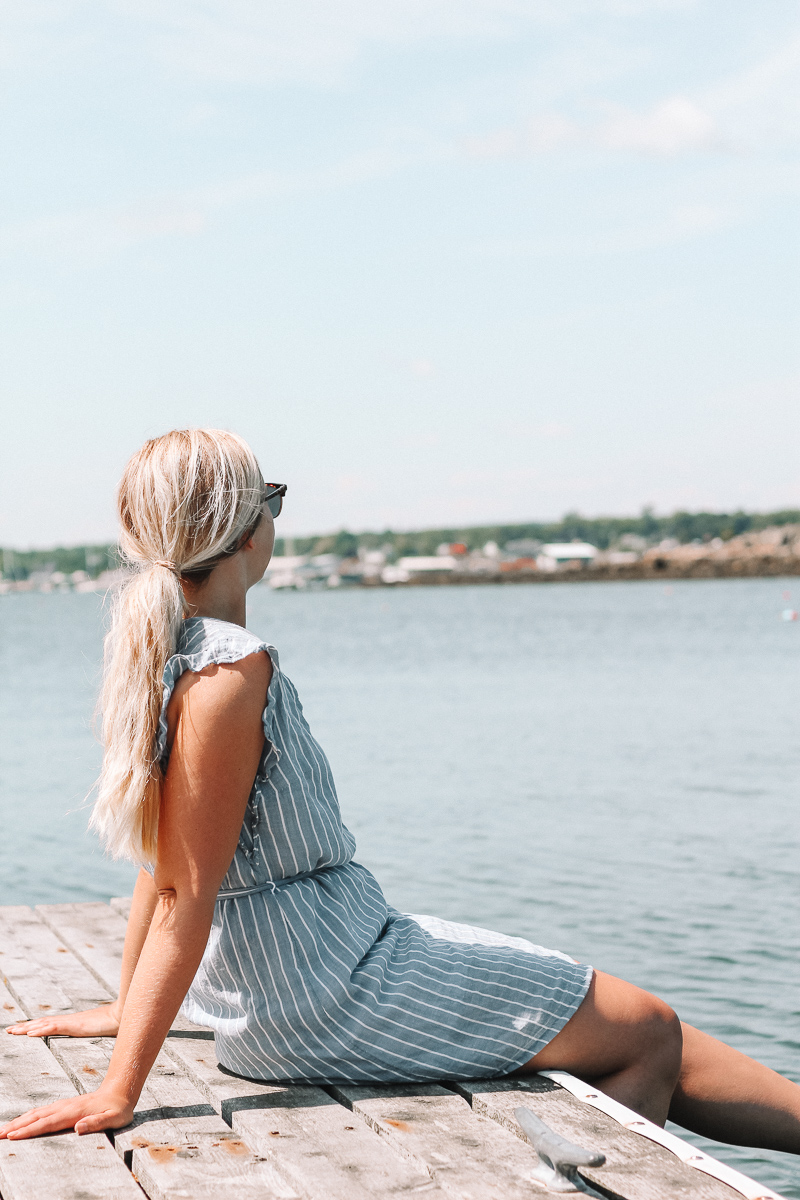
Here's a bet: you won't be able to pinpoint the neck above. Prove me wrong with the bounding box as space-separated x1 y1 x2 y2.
187 594 248 627
182 559 249 627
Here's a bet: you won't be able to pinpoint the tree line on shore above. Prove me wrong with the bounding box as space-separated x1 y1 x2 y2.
3 505 800 580
274 505 800 561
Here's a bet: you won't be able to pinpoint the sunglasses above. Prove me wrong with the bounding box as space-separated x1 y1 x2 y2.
262 483 287 520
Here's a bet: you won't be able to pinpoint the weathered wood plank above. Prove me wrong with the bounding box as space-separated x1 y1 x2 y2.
0 1028 143 1200
331 1081 553 1199
159 1035 295 1124
130 1134 298 1200
110 897 133 920
165 1036 441 1199
35 901 211 1037
51 1036 297 1200
0 906 113 1017
37 902 127 992
453 1077 744 1200
232 1090 441 1200
0 979 27 1027
0 1027 80 1121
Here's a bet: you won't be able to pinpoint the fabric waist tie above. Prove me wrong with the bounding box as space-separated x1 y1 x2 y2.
216 867 326 901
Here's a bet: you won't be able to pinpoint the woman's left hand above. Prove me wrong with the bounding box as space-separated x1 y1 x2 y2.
0 1088 134 1140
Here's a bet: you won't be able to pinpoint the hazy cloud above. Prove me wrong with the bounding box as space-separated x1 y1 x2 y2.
462 35 800 161
498 420 574 441
466 113 578 156
0 202 207 263
2 0 699 85
597 97 718 154
474 203 735 258
704 35 800 150
466 96 720 159
0 145 447 263
125 0 699 86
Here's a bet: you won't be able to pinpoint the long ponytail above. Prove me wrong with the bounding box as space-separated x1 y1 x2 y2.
91 429 265 863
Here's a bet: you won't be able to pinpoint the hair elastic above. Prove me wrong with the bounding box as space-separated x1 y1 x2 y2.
153 559 181 575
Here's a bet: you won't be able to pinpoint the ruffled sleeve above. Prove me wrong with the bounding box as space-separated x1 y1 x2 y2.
155 618 281 772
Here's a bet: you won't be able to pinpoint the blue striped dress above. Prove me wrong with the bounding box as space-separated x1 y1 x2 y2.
157 617 592 1084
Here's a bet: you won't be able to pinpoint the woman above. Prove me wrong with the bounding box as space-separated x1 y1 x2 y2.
2 427 799 1151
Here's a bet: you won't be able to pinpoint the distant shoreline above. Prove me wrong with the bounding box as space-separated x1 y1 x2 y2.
3 519 800 594
357 557 800 587
3 549 800 596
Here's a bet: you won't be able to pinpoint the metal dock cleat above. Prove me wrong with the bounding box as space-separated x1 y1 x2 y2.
515 1106 607 1196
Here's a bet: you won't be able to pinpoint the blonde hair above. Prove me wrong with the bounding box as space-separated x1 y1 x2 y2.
90 428 265 863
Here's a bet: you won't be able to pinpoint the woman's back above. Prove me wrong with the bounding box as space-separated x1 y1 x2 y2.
160 617 356 890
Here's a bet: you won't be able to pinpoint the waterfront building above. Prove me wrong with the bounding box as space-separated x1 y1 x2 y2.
537 542 598 571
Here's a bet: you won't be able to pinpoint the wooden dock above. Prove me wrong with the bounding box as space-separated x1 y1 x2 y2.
0 900 785 1200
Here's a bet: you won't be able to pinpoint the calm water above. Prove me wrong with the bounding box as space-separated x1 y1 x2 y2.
1 578 799 1192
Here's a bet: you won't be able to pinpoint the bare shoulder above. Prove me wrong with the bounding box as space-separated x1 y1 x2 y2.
166 650 272 746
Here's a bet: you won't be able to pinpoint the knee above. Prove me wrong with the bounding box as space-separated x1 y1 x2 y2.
637 993 683 1083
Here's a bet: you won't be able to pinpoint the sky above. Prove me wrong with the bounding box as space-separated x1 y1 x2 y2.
1 1 798 547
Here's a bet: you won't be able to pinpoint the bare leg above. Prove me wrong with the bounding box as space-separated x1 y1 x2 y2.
513 971 800 1152
514 970 683 1126
669 1023 800 1154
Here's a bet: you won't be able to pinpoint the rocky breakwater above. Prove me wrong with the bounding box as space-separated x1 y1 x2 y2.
631 524 800 580
400 525 800 586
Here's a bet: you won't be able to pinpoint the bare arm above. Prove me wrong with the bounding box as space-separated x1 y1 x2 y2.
6 868 159 1040
118 868 160 1009
9 666 194 1039
1 650 271 1139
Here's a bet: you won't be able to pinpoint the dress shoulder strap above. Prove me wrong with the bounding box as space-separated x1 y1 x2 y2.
156 618 279 765
177 617 273 670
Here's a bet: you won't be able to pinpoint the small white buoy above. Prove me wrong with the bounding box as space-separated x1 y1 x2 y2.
781 608 798 622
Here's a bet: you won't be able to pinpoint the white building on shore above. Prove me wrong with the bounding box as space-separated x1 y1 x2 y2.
536 542 597 571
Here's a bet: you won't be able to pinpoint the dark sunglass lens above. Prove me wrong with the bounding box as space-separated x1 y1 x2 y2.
267 493 283 519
